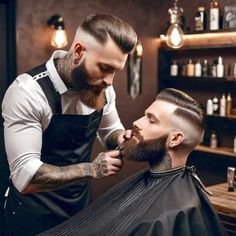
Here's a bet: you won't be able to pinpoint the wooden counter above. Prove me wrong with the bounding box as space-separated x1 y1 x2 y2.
208 183 236 218
208 183 236 235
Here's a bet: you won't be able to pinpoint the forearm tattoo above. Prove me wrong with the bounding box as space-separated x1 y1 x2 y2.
23 162 93 193
106 129 125 150
92 152 108 178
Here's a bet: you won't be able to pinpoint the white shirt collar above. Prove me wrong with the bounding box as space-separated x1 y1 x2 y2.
46 50 68 95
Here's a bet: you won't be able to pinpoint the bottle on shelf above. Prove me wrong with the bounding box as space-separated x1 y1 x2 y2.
209 0 220 30
206 99 213 115
210 131 218 148
227 167 235 192
219 94 226 116
202 59 209 77
234 135 236 154
181 62 187 76
187 59 194 76
170 60 178 76
210 60 217 77
195 7 207 31
233 62 236 80
212 95 219 114
226 93 232 116
195 60 202 77
216 56 224 78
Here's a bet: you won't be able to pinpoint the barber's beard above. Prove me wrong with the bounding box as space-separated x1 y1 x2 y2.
122 131 168 167
70 62 106 110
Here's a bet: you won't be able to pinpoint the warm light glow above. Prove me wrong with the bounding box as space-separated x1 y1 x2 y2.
166 23 184 49
51 28 68 48
136 43 143 57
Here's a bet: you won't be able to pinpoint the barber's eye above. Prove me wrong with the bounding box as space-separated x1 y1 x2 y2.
100 65 114 73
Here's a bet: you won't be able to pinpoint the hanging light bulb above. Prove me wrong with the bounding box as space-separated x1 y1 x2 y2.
47 15 68 49
166 0 184 49
51 26 68 48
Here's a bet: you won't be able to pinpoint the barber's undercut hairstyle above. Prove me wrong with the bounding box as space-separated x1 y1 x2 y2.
156 88 205 134
80 14 137 54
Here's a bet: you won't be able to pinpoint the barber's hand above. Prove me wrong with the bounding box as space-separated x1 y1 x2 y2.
91 150 124 178
117 129 132 146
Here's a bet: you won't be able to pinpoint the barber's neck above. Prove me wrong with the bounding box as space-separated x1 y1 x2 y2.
54 54 72 84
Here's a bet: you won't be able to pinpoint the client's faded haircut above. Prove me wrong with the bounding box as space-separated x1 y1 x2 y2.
156 88 205 132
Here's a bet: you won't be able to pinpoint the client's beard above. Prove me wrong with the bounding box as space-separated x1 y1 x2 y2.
70 62 106 110
122 132 168 167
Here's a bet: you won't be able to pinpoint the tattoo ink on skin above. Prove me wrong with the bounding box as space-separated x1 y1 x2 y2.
151 152 172 172
92 152 108 178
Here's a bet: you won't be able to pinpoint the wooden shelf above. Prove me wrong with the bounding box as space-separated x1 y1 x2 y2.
158 31 236 49
161 76 236 83
207 114 236 121
195 145 236 158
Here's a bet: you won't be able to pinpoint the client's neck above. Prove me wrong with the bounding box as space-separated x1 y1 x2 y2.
150 152 172 173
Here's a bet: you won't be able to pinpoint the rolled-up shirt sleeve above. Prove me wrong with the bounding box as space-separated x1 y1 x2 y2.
97 86 124 146
2 75 47 192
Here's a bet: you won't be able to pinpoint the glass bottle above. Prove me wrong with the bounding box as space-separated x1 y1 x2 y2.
170 60 178 76
195 60 202 77
210 131 217 148
209 0 220 30
226 93 232 116
195 7 207 31
212 95 219 114
187 59 194 76
202 59 209 77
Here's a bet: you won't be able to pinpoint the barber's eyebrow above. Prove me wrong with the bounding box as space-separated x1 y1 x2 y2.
98 63 120 71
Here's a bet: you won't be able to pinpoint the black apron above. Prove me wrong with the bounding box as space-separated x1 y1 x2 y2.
4 64 103 236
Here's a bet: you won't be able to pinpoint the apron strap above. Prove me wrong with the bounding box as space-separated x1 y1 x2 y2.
27 64 62 114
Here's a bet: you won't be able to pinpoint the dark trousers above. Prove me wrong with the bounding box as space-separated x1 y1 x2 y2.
4 198 63 236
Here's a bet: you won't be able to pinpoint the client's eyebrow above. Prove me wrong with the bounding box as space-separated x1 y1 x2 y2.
146 112 159 123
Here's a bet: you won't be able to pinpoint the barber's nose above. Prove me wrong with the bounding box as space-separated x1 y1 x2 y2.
102 73 114 86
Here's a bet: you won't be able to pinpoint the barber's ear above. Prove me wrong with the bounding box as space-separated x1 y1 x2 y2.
73 43 84 64
168 132 184 148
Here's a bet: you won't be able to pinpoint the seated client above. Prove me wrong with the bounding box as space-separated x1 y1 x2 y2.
40 88 227 236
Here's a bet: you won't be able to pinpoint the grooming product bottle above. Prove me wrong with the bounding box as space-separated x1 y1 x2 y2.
212 95 219 114
226 93 232 116
210 131 217 148
195 60 202 77
219 94 226 116
202 59 209 76
195 7 207 31
216 56 224 78
187 59 194 76
227 167 235 192
170 61 178 76
206 99 213 115
209 0 220 30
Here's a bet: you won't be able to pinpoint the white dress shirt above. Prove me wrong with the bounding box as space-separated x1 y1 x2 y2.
2 50 124 192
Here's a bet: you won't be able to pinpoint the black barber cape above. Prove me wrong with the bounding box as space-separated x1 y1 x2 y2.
40 166 228 236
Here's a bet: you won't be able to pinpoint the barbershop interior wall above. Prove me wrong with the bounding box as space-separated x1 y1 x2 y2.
15 0 235 198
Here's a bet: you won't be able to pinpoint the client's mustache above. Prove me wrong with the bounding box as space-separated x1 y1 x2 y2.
119 127 144 152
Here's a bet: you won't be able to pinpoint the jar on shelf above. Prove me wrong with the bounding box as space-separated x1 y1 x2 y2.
195 7 207 31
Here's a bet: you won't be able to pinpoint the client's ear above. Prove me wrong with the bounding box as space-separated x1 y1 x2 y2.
168 131 184 148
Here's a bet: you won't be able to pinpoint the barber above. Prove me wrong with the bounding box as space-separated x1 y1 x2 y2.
2 14 137 236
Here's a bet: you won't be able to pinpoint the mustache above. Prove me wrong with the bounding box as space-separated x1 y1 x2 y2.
119 127 143 151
